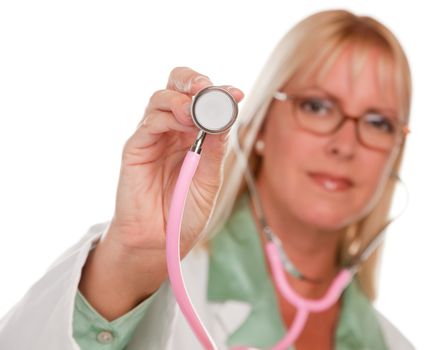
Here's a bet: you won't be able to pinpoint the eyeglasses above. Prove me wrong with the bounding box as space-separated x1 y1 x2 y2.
273 91 410 152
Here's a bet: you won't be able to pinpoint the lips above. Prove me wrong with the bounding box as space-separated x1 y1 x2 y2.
308 172 354 192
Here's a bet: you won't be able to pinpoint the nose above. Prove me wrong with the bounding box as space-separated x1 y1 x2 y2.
325 118 358 160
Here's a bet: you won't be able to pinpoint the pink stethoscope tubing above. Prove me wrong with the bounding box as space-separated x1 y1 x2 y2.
165 151 216 349
166 150 352 350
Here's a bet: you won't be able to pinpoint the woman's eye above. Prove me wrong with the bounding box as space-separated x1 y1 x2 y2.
299 98 331 115
364 113 395 133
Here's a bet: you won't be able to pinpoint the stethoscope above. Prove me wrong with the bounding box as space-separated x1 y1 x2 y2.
165 86 407 350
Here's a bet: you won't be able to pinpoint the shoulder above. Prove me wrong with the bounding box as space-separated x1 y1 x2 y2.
375 310 415 350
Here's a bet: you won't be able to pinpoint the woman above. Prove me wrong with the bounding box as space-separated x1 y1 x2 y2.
0 9 414 350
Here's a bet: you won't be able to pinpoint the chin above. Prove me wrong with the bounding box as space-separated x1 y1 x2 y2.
296 204 358 232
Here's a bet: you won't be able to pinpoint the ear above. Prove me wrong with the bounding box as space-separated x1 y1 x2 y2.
256 111 270 141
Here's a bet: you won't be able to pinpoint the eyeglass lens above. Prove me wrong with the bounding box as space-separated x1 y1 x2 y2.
292 97 402 151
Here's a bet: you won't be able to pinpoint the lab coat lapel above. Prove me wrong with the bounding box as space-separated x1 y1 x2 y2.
173 246 252 350
205 193 291 349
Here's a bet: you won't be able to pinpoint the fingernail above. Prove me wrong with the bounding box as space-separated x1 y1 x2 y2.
193 75 212 85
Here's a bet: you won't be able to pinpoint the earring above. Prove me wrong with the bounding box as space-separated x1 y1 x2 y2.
348 237 361 257
346 223 361 257
255 139 265 154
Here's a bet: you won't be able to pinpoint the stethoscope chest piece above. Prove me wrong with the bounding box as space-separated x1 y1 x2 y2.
191 86 238 134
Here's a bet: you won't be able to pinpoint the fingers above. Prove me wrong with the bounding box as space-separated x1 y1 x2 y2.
166 67 245 103
167 67 213 95
129 110 196 151
141 111 195 135
144 89 194 127
143 85 244 130
162 67 244 124
218 85 245 103
127 67 245 154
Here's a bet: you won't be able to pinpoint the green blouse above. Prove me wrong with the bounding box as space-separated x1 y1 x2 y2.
73 193 388 350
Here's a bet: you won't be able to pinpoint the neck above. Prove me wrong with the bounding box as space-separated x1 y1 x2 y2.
251 175 345 298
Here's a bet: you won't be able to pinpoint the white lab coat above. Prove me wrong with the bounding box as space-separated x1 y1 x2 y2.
0 221 414 350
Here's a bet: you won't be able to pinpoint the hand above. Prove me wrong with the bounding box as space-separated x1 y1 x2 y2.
106 67 244 259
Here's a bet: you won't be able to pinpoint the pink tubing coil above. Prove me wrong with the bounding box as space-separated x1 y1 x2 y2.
165 150 354 350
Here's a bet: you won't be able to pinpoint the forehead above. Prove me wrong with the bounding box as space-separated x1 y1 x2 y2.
285 45 399 116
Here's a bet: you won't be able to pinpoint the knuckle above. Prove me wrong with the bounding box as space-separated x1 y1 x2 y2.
192 73 210 83
169 66 190 79
148 89 165 104
170 93 185 107
122 139 133 158
142 111 155 125
168 67 203 93
170 98 188 119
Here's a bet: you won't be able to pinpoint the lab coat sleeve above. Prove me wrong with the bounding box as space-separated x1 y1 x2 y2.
0 221 179 350
73 288 155 349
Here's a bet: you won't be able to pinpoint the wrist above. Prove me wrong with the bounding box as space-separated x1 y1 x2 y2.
80 228 168 304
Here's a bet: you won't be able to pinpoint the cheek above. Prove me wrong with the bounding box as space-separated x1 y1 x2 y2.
263 119 314 185
262 126 329 216
355 150 394 214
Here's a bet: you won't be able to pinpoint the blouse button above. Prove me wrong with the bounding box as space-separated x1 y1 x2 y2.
97 330 114 344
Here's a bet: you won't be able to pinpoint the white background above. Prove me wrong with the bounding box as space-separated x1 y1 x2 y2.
0 0 441 348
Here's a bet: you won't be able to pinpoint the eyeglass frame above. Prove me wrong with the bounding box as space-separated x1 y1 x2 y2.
273 91 410 152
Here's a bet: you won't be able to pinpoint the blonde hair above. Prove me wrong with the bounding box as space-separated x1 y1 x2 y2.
201 9 412 301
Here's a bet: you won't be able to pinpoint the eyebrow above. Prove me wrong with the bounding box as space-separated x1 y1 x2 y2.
291 86 399 119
